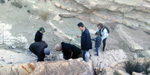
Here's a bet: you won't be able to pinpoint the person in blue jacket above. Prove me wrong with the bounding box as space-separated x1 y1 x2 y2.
76 22 92 62
92 32 101 56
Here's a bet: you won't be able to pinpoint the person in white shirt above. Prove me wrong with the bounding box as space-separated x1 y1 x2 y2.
97 23 109 51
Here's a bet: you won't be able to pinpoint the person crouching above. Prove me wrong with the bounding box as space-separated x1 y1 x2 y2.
29 41 50 61
55 42 81 60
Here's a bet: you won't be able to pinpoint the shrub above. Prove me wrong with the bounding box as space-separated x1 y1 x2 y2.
0 0 5 3
40 11 49 21
143 61 150 74
124 61 150 74
11 1 22 8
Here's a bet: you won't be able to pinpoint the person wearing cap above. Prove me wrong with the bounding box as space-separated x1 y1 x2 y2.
34 27 45 42
29 41 50 61
55 42 81 60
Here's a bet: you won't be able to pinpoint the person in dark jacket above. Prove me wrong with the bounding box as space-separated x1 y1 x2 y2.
34 27 45 42
92 32 101 56
55 42 81 60
29 41 50 61
76 22 92 62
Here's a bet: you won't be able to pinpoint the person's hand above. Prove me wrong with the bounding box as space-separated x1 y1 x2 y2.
76 35 81 38
91 38 96 41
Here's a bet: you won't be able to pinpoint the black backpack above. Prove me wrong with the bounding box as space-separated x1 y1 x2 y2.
99 26 110 36
102 26 110 33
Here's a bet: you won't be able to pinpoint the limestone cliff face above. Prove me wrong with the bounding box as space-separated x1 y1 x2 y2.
74 0 150 31
11 0 150 30
0 0 150 50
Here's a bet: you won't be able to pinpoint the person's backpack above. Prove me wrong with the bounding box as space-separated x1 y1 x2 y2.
102 26 110 33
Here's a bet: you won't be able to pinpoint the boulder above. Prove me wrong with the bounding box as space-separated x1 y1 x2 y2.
102 67 113 75
132 72 143 75
53 15 61 21
0 60 94 75
115 70 130 75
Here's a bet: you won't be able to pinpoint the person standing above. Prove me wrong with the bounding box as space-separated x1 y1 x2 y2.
76 22 92 62
97 23 109 51
92 32 101 56
34 27 45 42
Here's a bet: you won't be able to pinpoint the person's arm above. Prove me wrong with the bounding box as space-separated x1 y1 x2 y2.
95 28 99 34
37 54 45 62
101 29 108 40
91 38 96 41
76 35 81 38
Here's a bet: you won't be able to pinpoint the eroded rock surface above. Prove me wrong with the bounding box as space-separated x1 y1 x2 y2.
0 49 37 66
0 59 93 75
0 0 150 74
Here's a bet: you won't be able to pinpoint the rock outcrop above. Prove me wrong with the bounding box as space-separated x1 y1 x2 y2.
0 49 36 66
102 58 150 75
0 0 150 74
0 59 93 75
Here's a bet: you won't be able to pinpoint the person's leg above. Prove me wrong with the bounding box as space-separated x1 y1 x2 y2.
37 54 45 62
102 38 107 51
75 51 81 58
85 51 90 62
82 50 86 61
96 47 99 56
37 57 44 62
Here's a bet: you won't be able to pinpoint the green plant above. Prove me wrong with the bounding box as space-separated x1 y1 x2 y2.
92 62 103 75
11 0 22 8
0 0 5 3
124 61 150 74
143 61 150 74
40 11 49 21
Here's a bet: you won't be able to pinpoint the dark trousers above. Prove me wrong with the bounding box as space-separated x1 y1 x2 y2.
82 50 89 62
102 38 107 51
95 47 99 56
37 57 44 61
37 55 45 62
